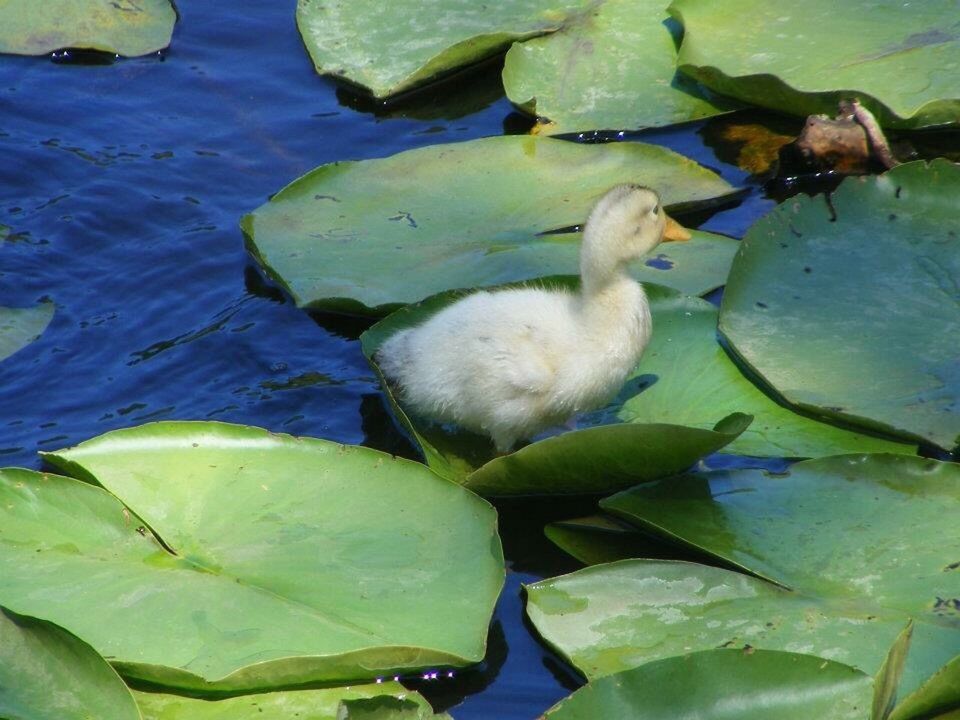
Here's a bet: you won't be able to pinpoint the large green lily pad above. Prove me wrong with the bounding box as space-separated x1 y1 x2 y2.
669 0 960 128
296 0 595 99
0 0 177 57
583 288 915 457
134 683 437 720
241 135 739 315
529 454 960 704
0 605 139 720
0 422 503 692
719 160 960 452
503 0 738 135
361 280 751 492
1 302 53 364
541 649 873 720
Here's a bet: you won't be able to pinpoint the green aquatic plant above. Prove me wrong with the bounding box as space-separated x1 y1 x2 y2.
721 160 960 453
0 422 504 692
527 454 960 716
241 135 739 314
0 0 177 57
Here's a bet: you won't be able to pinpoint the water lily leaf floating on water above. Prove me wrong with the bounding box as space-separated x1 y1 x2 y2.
0 301 54 364
133 683 440 720
503 0 740 135
242 135 739 315
720 160 960 453
0 605 140 720
0 422 503 692
0 0 177 57
361 279 752 492
669 0 960 128
527 454 960 712
295 0 597 99
582 287 915 458
541 649 873 720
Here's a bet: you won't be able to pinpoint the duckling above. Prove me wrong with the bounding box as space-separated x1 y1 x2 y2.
376 185 690 452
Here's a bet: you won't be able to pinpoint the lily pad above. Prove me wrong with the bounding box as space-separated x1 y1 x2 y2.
669 0 960 128
0 422 503 692
541 649 873 720
241 135 739 315
503 0 739 135
719 160 960 452
533 453 960 703
0 605 139 720
296 0 596 99
464 413 751 496
544 515 699 566
1 302 53 364
361 280 751 491
585 287 915 457
0 0 177 57
134 684 435 720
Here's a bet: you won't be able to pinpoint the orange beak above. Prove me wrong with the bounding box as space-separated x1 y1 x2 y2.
663 213 692 242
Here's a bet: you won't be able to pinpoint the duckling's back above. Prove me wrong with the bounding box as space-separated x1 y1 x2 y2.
376 286 581 448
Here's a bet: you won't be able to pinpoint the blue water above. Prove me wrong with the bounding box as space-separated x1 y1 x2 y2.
0 2 777 716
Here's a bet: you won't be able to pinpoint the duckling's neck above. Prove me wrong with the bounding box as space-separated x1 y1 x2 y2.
578 260 650 341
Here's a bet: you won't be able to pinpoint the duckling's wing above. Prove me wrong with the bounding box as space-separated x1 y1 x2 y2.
494 336 556 396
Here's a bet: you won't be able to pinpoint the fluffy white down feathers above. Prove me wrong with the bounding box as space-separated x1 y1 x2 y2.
376 185 680 452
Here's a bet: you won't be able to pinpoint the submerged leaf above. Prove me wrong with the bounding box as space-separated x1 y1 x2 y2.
242 136 739 314
720 160 960 452
0 0 176 56
0 422 503 692
0 302 53 364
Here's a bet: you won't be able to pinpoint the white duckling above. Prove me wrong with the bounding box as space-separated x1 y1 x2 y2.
376 184 689 452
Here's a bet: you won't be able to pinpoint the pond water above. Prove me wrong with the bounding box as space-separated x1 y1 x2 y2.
1 2 795 716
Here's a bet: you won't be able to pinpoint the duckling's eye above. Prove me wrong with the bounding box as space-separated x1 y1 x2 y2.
651 205 660 217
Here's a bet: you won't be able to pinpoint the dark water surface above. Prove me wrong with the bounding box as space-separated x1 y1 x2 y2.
0 3 776 716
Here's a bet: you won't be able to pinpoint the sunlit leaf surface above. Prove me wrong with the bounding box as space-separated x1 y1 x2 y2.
0 0 176 56
542 649 873 720
528 454 960 710
670 0 960 128
0 606 139 720
720 160 960 452
0 422 503 692
504 0 739 134
242 136 738 314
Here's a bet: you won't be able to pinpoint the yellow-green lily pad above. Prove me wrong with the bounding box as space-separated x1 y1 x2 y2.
0 0 176 57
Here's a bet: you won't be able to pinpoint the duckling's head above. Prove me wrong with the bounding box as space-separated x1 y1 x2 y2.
582 184 668 265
